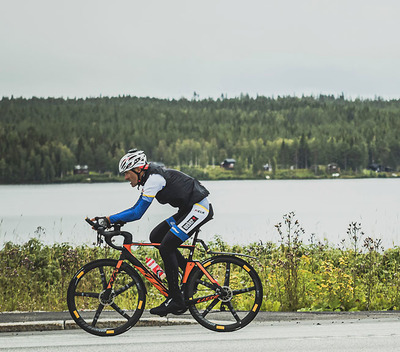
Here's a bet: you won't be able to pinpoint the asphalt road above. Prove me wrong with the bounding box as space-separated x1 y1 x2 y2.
2 315 400 352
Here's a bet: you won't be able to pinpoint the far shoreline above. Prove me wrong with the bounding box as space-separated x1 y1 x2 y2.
0 168 398 186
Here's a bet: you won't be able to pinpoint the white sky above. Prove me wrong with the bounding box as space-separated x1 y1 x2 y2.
1 0 399 100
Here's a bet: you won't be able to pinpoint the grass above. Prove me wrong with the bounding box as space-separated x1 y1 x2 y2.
1 214 400 312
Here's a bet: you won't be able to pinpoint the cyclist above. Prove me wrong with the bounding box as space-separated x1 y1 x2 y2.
96 149 214 316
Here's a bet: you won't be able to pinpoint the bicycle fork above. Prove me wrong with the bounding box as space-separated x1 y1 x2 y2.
99 259 124 303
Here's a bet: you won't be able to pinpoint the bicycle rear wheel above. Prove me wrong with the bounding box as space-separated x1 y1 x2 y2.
187 255 263 332
67 259 146 336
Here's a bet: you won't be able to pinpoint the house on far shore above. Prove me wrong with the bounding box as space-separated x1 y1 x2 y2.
326 163 340 174
74 165 89 175
220 158 236 170
368 163 393 172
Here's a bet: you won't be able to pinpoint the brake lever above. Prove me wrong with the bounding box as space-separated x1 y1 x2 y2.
96 233 104 246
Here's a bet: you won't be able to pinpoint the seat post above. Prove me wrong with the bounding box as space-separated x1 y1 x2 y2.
191 229 200 246
186 229 200 261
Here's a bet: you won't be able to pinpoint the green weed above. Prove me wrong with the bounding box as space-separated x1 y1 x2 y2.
2 216 400 313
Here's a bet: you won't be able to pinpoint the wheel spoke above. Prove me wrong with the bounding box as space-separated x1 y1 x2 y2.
224 261 231 286
227 302 241 322
111 303 131 320
74 291 99 298
232 286 256 296
201 298 220 318
92 304 104 326
114 280 136 296
99 266 107 289
195 279 215 290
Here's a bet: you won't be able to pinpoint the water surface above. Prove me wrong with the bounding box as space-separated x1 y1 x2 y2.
0 179 399 248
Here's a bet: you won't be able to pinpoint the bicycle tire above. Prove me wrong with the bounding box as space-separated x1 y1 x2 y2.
186 255 263 332
67 259 146 336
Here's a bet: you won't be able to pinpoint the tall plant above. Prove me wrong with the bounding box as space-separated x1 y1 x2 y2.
273 212 305 311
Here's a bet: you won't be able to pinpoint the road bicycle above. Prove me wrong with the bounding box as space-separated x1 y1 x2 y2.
67 218 263 336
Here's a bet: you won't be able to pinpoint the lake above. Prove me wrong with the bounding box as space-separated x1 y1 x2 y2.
0 179 399 249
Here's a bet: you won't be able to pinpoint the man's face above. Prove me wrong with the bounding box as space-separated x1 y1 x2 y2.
124 169 139 187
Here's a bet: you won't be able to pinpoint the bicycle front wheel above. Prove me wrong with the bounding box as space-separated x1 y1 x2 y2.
187 255 263 332
67 259 146 336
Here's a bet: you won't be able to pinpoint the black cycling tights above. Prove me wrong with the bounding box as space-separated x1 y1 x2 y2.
149 204 213 299
149 221 185 299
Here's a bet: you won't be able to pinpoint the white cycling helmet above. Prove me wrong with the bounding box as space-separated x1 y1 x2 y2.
118 149 147 173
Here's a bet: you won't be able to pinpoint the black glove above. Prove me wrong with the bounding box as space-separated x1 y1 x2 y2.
95 216 111 228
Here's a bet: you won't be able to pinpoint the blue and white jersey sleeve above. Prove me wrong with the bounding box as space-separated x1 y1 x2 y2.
109 174 166 223
141 174 166 202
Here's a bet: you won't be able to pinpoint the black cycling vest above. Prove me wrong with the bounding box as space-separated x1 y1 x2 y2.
140 164 209 210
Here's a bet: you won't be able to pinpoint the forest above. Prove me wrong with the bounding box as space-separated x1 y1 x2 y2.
0 94 399 183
